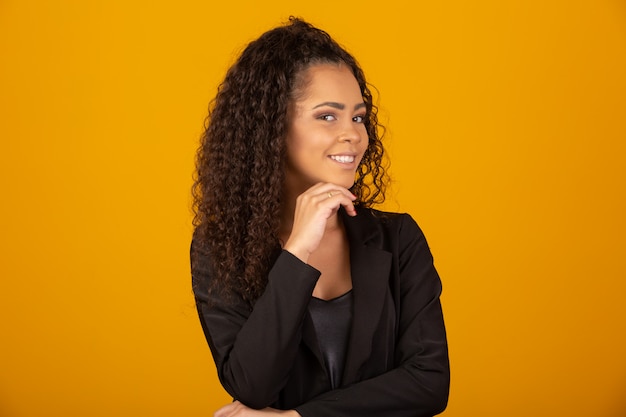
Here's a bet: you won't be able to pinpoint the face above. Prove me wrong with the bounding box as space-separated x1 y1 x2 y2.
284 63 369 193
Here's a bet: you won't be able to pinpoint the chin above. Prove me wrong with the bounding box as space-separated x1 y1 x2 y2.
334 177 357 189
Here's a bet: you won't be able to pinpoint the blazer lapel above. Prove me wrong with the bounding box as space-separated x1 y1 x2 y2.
340 209 392 384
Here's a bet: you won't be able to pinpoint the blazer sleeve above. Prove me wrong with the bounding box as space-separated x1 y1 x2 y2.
294 214 450 417
191 241 321 409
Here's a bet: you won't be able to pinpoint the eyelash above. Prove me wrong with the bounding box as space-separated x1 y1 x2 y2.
318 114 366 123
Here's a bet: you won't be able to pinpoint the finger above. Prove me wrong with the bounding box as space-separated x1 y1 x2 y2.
323 189 355 201
338 195 357 216
314 187 356 203
315 190 357 217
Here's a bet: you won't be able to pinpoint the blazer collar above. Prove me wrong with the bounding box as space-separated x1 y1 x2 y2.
340 206 384 246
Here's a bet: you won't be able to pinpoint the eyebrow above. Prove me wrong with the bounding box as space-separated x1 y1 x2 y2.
312 102 366 111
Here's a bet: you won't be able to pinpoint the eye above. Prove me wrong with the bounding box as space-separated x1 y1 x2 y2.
318 114 336 121
353 115 365 123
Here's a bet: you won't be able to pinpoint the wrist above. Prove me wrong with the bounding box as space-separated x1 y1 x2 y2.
283 243 310 264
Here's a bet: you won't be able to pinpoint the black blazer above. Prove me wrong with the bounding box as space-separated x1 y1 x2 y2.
192 208 450 417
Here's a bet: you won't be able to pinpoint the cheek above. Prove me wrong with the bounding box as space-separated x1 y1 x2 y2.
285 143 303 168
285 136 314 171
358 134 372 162
359 127 370 150
289 128 327 156
284 126 306 156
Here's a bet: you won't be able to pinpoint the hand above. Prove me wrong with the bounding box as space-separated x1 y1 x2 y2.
283 182 357 262
214 401 300 417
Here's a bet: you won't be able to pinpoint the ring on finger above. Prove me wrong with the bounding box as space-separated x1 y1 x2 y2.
327 192 333 199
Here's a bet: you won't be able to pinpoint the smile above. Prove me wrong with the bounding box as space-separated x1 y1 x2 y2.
329 155 355 163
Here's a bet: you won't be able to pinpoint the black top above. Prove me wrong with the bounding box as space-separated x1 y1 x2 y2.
308 290 353 389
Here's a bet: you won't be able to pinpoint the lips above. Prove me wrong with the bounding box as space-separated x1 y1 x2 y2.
329 155 356 163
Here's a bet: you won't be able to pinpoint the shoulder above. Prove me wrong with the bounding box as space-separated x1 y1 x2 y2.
344 206 428 255
357 207 425 238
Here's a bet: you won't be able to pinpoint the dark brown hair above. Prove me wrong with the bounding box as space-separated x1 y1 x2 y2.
192 17 388 304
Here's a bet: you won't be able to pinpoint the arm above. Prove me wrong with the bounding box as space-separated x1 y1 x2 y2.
294 214 449 417
192 243 320 409
192 182 356 409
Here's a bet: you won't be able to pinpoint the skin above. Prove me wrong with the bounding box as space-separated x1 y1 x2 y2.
214 63 368 417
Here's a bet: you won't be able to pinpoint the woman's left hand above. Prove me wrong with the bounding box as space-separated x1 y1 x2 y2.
214 401 300 417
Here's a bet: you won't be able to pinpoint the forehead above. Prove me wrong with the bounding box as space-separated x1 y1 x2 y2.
293 63 363 103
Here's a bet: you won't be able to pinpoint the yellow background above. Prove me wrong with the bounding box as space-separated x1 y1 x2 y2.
1 1 625 416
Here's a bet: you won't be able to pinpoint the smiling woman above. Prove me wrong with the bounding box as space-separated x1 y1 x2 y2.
191 17 449 417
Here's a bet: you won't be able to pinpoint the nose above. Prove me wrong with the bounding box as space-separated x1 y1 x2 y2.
338 119 364 143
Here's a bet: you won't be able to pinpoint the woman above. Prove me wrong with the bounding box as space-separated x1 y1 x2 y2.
191 17 449 417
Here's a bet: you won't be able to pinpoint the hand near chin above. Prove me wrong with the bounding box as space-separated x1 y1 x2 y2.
214 401 300 417
283 182 357 262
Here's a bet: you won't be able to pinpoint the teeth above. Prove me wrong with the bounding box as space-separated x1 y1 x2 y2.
330 155 355 163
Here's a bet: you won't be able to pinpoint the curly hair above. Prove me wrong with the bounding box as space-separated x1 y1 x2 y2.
192 17 388 305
